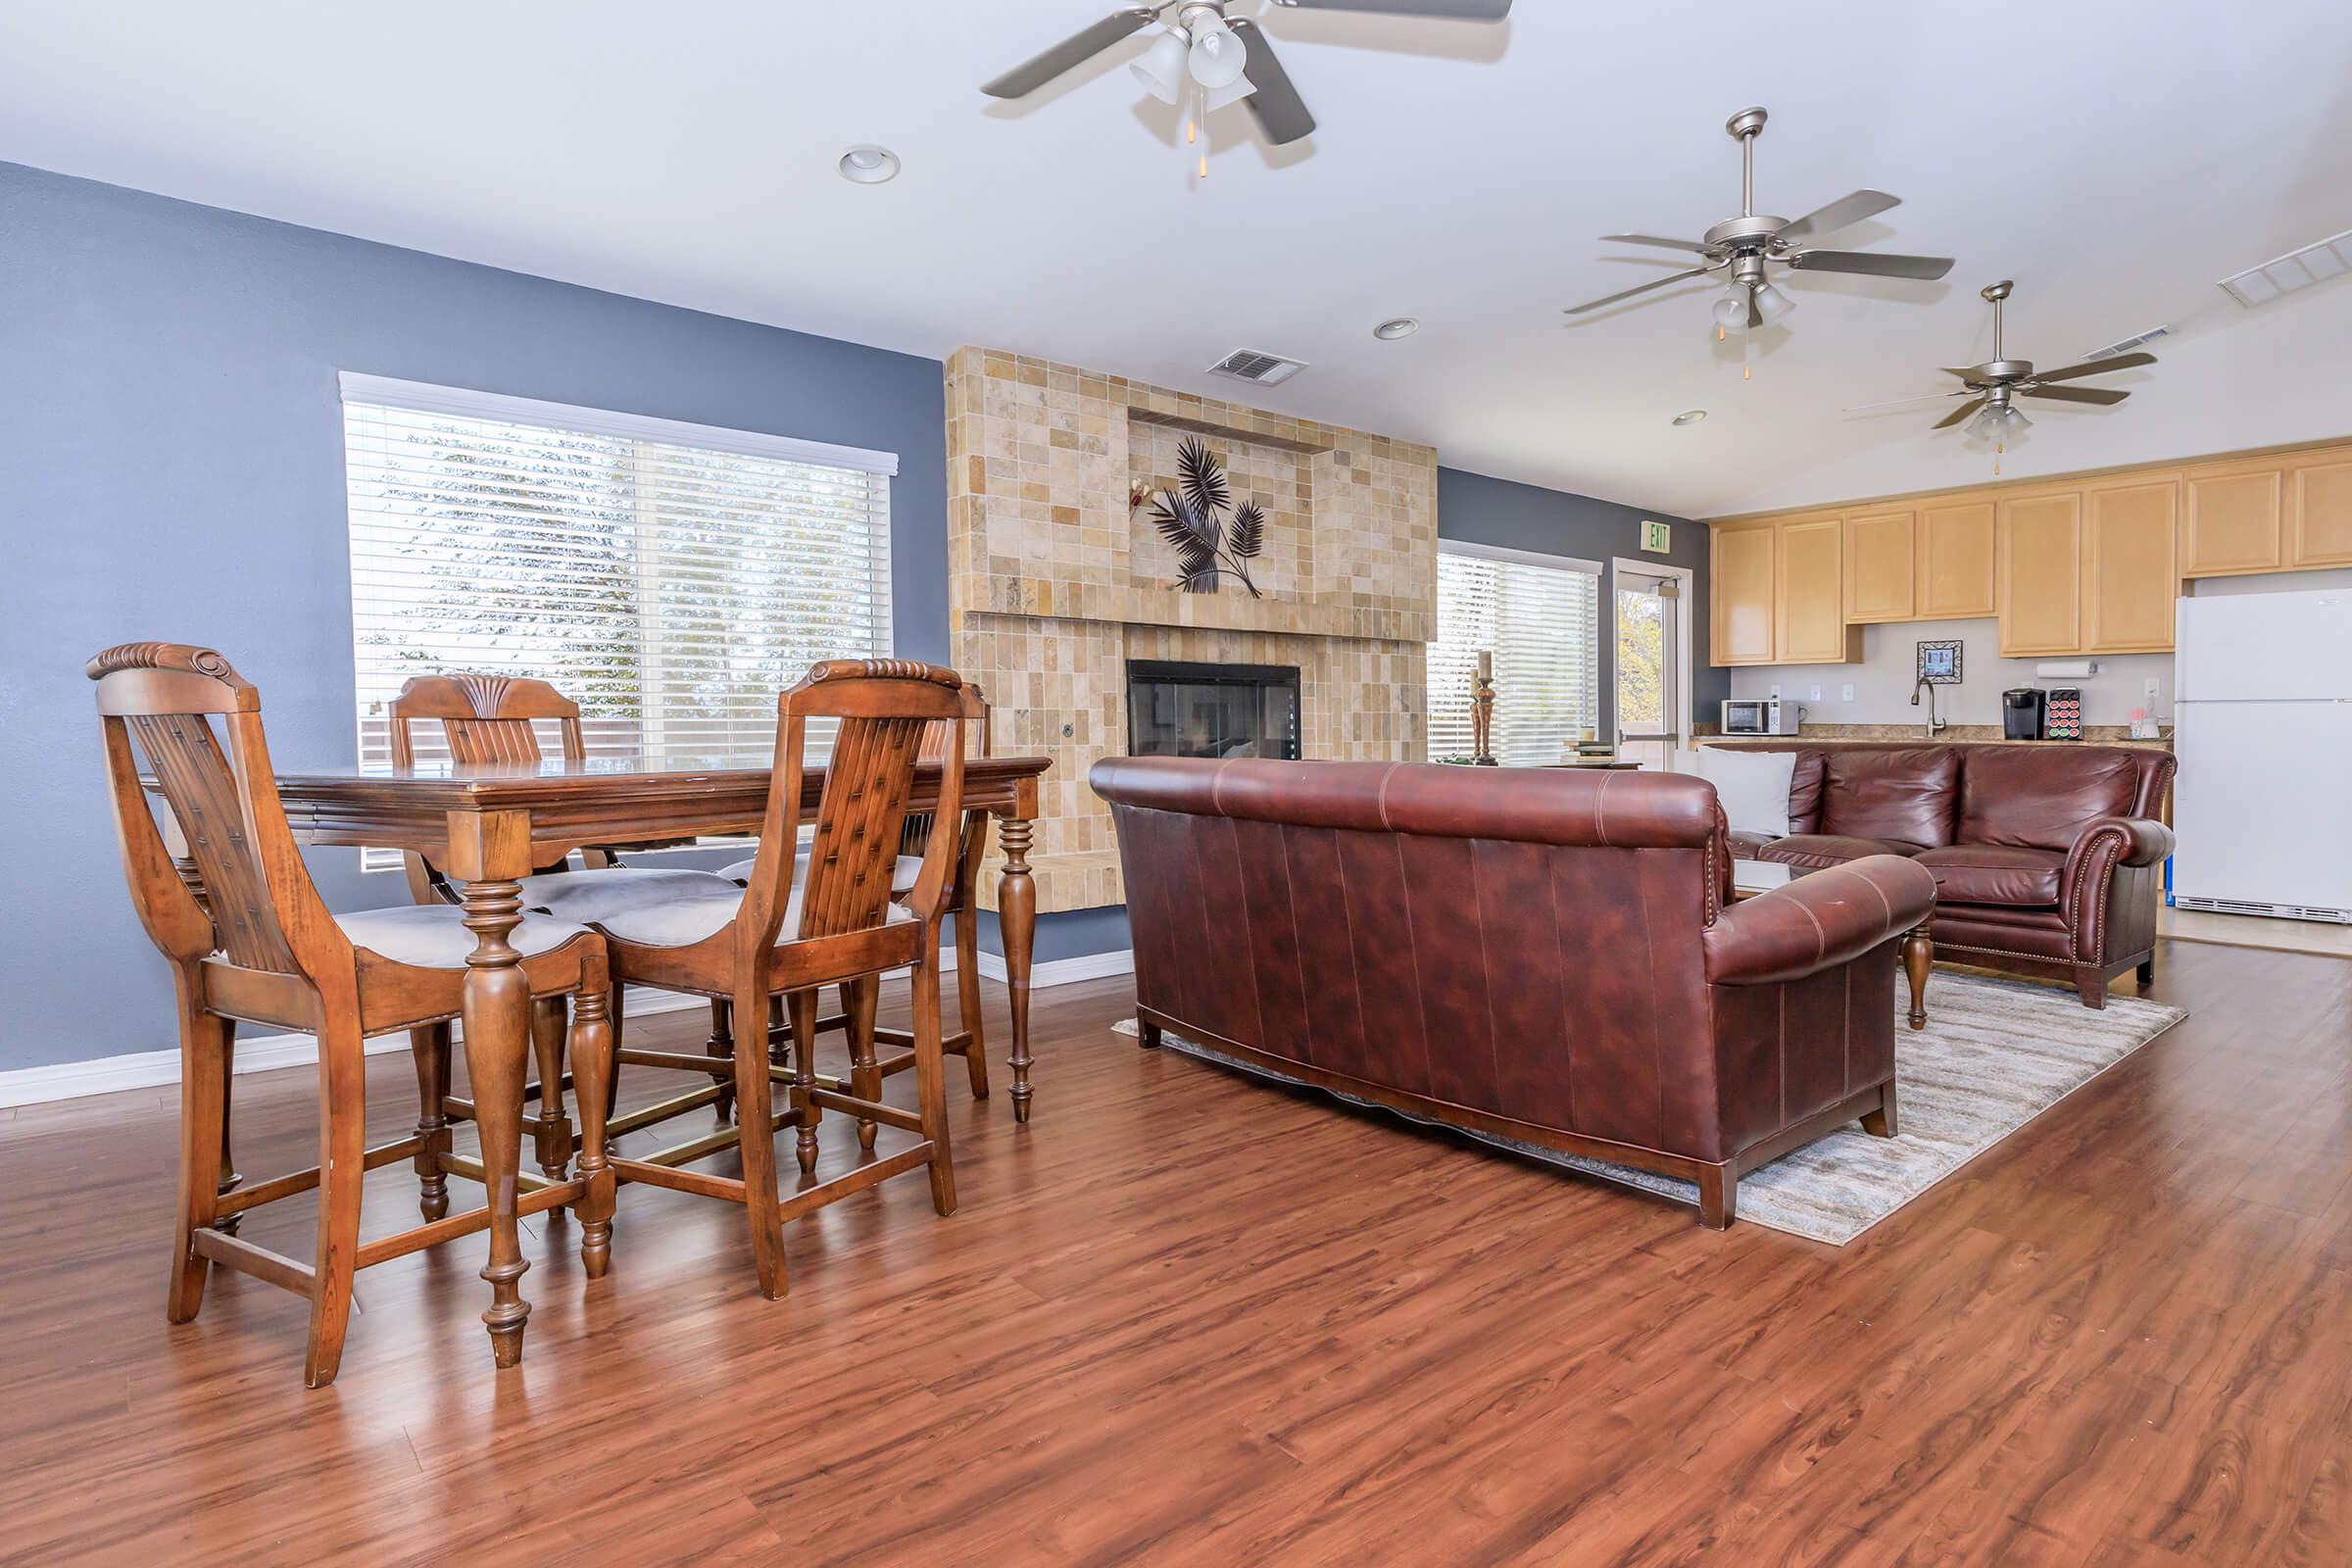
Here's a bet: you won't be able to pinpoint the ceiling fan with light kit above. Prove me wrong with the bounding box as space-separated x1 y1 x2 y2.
1563 106 1955 350
1845 280 2158 471
981 0 1511 173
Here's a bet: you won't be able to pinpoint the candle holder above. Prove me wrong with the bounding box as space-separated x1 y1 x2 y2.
1471 673 1497 766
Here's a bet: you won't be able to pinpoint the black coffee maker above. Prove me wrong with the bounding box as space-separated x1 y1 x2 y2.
2002 687 2046 740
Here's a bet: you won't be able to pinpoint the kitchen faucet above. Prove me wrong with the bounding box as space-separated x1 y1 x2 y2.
1911 676 1948 739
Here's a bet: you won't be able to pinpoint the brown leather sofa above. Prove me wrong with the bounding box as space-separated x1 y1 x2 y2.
1091 758 1936 1228
1715 742 2176 1007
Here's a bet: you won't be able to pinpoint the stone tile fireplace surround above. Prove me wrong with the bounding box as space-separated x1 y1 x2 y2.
944 346 1437 914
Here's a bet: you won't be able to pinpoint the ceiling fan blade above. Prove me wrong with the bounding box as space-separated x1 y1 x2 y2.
2029 351 2157 383
1940 367 1979 379
1843 390 1976 415
981 8 1156 98
1602 233 1714 255
1228 20 1316 145
1776 189 1899 245
1787 249 1955 280
1935 398 1987 430
1272 0 1512 17
2023 384 2130 405
1562 267 1712 316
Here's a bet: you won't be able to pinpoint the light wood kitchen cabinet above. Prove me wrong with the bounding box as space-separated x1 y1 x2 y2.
2081 478 2179 653
2289 451 2352 566
1710 521 1776 664
1775 515 1861 663
1995 492 2083 656
1916 501 1996 618
2181 462 2284 575
1843 509 1917 622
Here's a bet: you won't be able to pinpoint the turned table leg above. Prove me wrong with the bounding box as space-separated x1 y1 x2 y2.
1902 926 1933 1032
451 809 536 1370
997 814 1037 1125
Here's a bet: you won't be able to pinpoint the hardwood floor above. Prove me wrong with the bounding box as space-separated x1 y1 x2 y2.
4 938 2348 1566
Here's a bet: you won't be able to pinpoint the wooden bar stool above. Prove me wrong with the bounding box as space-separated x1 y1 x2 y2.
90 643 617 1387
708 685 994 1145
387 673 733 1203
585 660 969 1298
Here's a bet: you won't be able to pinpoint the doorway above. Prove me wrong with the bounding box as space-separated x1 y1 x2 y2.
1613 559 1691 771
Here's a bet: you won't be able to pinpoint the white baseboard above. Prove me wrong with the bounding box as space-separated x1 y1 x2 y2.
0 946 1133 1109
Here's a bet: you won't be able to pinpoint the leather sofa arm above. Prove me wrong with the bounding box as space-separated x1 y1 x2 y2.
2068 815 2175 871
1703 857 1938 986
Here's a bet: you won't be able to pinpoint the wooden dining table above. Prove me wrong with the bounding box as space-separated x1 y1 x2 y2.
256 751 1049 1369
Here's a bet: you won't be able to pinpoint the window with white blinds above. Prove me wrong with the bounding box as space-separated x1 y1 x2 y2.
1426 543 1601 766
341 374 895 867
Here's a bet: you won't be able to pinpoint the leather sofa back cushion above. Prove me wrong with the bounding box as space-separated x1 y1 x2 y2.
1786 750 1828 835
1958 746 2142 851
1818 748 1960 849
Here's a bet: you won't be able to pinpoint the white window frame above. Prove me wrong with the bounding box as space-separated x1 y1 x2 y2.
338 372 898 869
1428 539 1605 766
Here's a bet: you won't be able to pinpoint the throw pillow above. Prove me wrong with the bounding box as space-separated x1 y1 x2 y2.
1692 746 1796 839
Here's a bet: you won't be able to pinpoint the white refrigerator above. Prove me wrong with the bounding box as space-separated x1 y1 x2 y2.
2172 588 2352 922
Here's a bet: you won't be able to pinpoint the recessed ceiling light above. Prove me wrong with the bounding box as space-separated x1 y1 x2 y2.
1673 409 1708 425
1373 318 1419 341
838 145 900 185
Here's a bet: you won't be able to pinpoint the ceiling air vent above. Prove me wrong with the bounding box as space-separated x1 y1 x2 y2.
2079 323 2172 362
1207 348 1306 386
2219 226 2352 308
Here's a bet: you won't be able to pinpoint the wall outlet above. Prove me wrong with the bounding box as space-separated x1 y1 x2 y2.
1769 683 1781 700
1807 684 1822 701
1841 684 1855 703
2143 676 2161 709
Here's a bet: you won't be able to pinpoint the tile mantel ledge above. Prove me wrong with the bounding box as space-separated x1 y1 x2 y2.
956 579 1432 644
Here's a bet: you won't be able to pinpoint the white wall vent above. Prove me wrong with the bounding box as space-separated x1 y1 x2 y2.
2078 324 2172 362
1207 348 1306 386
2218 227 2352 308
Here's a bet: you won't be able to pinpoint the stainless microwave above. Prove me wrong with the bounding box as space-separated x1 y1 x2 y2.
1721 698 1801 736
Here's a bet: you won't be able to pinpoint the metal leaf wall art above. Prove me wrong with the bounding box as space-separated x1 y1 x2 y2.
1142 437 1264 597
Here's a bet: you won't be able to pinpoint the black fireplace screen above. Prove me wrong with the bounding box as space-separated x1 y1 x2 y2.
1126 660 1301 760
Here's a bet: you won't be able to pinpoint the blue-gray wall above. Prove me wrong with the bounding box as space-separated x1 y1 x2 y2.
0 163 1707 1067
1436 466 1729 744
0 162 949 1072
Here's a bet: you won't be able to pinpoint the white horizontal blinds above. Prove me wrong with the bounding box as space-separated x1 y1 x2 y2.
1426 548 1600 765
344 386 892 868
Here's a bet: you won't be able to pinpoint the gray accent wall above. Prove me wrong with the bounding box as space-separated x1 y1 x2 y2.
1436 466 1729 743
0 163 948 1072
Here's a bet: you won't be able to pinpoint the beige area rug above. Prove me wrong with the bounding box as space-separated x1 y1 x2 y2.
1113 973 2186 1246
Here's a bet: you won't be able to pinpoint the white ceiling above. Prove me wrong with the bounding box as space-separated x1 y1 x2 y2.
8 0 2352 516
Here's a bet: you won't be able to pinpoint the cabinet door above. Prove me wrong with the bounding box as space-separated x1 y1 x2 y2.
2181 464 2284 576
2289 452 2352 566
1996 492 2083 656
2082 478 2179 653
1917 501 1996 618
1710 524 1776 665
1843 508 1917 622
1776 516 1853 662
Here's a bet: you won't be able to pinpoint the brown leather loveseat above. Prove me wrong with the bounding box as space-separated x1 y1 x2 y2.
1091 758 1936 1228
1714 742 2177 1007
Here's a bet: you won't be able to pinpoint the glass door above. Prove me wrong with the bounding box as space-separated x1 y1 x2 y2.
1615 565 1684 770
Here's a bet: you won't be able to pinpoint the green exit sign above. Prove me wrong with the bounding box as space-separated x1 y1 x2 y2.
1641 519 1672 554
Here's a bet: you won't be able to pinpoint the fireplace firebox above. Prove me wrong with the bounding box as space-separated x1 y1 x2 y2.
1126 660 1301 760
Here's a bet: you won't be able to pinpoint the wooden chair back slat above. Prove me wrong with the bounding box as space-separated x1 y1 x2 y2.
389 673 587 768
89 643 340 978
124 712 303 973
736 661 967 955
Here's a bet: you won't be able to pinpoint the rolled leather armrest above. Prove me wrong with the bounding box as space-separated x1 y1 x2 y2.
2068 815 2175 870
1703 856 1939 986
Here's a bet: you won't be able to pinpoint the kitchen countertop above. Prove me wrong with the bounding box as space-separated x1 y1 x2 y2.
1696 723 2171 750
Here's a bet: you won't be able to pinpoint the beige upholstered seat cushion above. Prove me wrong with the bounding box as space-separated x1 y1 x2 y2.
338 906 592 968
520 867 741 923
592 884 915 949
718 851 923 896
